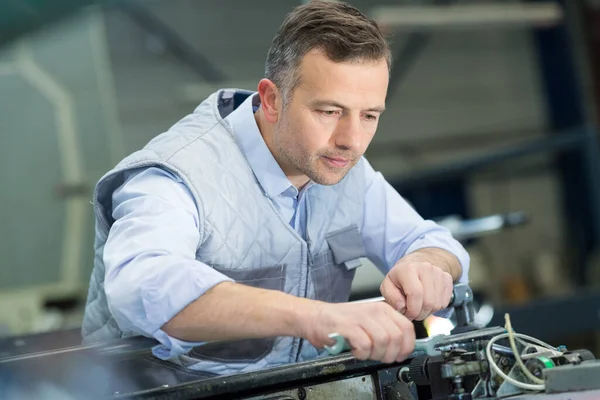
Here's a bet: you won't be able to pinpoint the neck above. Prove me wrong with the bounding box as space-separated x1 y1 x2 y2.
254 110 310 189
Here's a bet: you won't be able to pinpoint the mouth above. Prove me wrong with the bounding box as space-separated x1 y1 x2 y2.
322 156 351 168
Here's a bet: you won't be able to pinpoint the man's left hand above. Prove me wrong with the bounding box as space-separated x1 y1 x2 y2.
380 249 458 321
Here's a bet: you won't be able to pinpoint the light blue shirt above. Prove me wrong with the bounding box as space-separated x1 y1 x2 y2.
103 94 470 359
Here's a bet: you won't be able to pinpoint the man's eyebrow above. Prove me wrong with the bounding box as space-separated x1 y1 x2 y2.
309 100 386 113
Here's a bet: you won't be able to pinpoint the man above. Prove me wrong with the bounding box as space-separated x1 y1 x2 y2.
82 0 469 376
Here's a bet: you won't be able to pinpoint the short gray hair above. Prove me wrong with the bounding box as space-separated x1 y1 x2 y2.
265 0 392 104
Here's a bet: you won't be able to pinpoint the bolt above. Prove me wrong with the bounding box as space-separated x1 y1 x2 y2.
398 366 411 383
297 387 307 400
453 376 465 393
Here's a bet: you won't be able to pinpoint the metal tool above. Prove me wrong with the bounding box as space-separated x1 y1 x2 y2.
325 333 445 357
349 283 478 333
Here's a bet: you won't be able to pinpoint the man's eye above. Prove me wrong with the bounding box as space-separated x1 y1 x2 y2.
364 114 378 121
319 110 339 116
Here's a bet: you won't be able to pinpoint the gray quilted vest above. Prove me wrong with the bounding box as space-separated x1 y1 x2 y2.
82 89 367 375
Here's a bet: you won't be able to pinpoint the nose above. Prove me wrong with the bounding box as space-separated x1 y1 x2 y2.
332 115 362 152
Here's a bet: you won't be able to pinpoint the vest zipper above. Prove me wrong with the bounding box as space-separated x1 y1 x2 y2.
306 235 314 265
295 191 313 362
296 233 313 362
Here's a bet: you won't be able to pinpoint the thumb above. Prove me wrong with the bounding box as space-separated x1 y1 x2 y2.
380 277 407 314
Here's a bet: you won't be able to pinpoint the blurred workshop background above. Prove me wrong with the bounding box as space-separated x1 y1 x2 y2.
2 0 600 355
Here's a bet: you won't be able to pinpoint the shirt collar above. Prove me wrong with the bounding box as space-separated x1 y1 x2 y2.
227 93 301 198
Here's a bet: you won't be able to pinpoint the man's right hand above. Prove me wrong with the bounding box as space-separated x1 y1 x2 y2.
301 301 416 363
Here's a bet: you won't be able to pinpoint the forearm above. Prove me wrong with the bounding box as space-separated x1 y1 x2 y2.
162 281 318 342
404 247 462 282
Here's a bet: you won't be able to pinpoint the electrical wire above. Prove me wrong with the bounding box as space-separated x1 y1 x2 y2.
485 313 557 392
486 334 544 391
505 313 545 385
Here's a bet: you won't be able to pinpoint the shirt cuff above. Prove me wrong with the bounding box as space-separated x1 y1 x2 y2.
152 329 206 360
404 235 470 285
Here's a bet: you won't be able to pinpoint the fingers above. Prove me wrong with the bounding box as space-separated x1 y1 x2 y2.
361 304 415 364
398 316 416 362
428 270 454 316
415 266 436 321
321 302 417 364
345 312 391 362
442 272 454 308
386 308 416 362
396 319 416 362
393 261 455 321
381 323 403 364
380 276 407 313
347 327 372 360
365 318 391 361
395 267 423 320
435 271 453 310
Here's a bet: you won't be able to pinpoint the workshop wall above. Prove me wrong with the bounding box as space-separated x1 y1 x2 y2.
0 9 120 335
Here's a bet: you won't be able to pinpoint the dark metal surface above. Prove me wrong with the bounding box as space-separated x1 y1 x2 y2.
123 354 391 400
0 335 400 400
0 336 216 399
0 331 157 364
0 323 510 400
544 361 600 392
0 328 82 359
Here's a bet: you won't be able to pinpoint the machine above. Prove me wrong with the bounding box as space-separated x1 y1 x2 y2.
0 284 598 399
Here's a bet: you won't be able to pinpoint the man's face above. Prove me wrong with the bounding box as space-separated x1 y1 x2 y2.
273 49 389 186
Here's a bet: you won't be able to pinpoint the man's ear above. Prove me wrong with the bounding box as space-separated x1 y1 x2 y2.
257 79 282 123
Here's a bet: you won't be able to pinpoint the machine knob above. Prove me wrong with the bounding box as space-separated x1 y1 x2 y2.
408 356 431 386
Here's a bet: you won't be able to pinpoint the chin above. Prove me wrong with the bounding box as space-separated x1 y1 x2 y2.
311 171 348 186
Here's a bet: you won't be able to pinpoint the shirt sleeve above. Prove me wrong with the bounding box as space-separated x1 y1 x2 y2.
360 158 470 285
103 167 233 359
